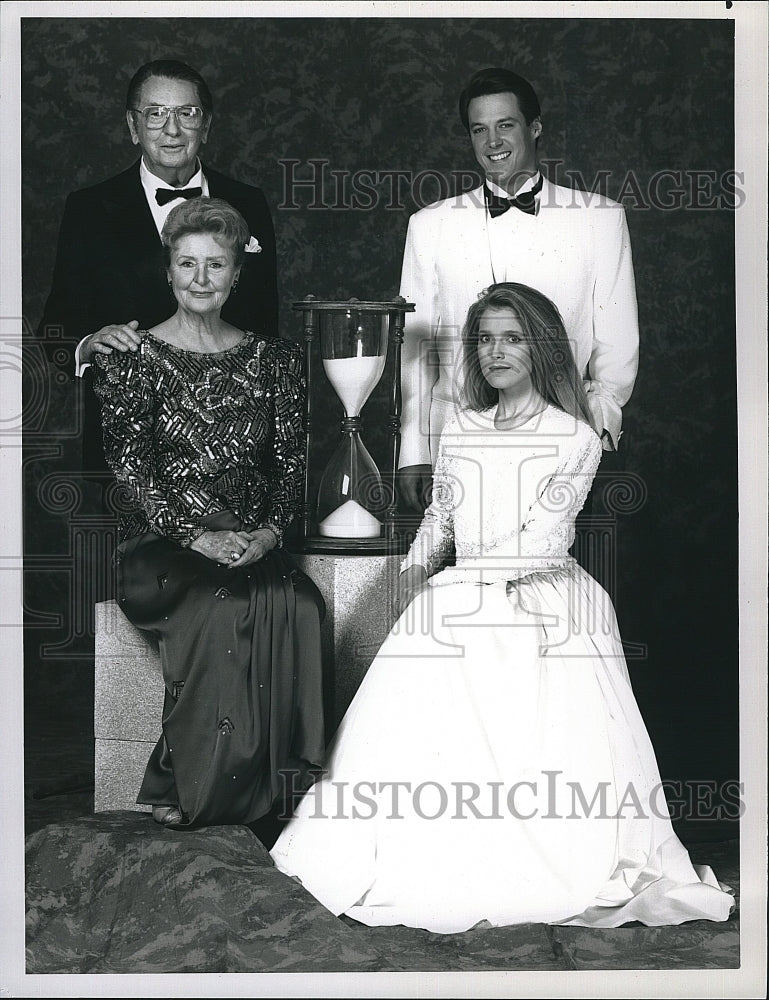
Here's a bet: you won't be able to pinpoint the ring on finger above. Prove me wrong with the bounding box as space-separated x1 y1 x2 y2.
230 550 239 561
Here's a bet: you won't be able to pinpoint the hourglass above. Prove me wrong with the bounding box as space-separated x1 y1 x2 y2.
293 296 415 553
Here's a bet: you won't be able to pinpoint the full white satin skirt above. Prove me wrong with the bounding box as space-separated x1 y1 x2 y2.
270 565 734 933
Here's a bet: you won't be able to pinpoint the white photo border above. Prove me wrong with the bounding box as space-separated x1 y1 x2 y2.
1 2 766 997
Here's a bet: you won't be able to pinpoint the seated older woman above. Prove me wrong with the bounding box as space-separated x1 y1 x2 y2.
93 196 324 835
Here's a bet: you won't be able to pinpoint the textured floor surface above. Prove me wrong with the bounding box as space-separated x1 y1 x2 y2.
23 684 741 976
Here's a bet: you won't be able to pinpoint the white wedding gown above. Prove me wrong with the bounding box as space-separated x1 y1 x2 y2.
271 405 734 933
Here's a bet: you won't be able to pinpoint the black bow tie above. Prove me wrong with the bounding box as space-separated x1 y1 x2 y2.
485 175 543 218
155 186 203 206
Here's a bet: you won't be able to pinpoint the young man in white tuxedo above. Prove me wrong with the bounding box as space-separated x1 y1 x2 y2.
398 66 639 512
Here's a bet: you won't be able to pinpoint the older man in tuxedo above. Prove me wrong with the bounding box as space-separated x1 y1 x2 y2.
38 58 278 487
398 67 639 510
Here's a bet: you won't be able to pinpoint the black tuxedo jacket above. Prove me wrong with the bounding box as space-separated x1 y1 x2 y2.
37 160 279 479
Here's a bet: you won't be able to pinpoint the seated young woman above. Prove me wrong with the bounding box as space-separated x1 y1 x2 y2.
268 282 734 932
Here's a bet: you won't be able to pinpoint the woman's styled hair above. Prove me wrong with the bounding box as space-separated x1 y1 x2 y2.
458 67 541 132
460 282 598 433
161 197 250 267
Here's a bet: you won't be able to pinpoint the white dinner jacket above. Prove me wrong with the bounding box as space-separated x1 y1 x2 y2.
397 178 639 467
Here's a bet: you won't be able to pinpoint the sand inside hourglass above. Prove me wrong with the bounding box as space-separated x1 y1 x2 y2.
322 354 386 417
318 498 382 537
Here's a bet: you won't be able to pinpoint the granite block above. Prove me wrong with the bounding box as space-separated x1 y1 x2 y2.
95 650 163 741
95 599 156 657
293 553 401 725
94 739 153 813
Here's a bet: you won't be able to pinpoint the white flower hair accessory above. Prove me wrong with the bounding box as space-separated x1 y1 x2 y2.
245 236 262 254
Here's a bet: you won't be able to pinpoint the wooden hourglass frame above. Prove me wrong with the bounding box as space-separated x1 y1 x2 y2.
292 295 415 554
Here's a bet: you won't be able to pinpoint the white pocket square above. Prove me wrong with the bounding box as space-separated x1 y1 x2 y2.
245 236 262 253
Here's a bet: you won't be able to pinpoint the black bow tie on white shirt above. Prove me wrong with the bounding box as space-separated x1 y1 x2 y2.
155 186 203 206
484 175 543 218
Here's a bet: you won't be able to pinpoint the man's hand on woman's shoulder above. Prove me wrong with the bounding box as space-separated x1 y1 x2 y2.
82 320 144 363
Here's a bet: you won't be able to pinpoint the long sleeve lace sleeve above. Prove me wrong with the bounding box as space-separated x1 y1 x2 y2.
400 418 457 578
248 340 306 544
93 347 217 547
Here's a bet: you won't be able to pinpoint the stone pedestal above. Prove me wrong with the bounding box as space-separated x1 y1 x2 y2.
293 552 401 731
94 601 162 813
93 552 401 813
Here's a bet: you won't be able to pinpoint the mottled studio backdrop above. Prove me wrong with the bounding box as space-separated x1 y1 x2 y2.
22 17 737 818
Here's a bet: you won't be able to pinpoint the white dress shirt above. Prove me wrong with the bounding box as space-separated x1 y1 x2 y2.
485 172 542 286
398 176 639 465
138 156 210 237
485 171 542 204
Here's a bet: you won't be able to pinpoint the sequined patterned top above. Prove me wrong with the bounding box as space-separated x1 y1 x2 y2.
93 332 305 547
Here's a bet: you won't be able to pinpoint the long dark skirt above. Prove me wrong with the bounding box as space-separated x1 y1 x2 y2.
116 529 325 829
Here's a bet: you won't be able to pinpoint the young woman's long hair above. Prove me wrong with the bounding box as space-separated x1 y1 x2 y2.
460 282 599 433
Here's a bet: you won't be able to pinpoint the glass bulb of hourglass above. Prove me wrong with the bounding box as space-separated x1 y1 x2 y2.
316 308 389 539
316 432 384 537
323 351 386 417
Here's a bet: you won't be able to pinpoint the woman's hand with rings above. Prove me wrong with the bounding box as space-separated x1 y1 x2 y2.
189 529 251 565
227 528 278 569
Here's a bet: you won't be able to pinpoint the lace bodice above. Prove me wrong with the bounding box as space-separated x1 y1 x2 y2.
93 332 305 547
401 405 602 585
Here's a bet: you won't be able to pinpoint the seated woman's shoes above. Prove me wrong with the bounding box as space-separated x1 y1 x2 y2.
152 805 184 828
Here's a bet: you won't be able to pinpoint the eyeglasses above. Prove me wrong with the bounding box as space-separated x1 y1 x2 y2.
130 105 206 130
